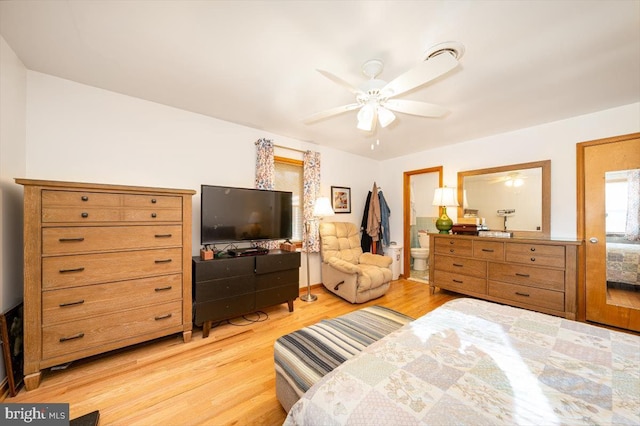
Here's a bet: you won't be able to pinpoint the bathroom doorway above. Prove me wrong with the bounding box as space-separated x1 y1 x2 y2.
403 167 443 283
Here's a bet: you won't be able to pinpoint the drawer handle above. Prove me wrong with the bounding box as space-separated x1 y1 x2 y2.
155 234 172 238
81 212 89 218
155 286 173 292
515 292 530 297
530 247 536 252
60 333 85 342
59 267 85 274
59 237 85 242
452 263 463 267
81 196 88 201
530 257 536 262
515 273 530 278
482 249 494 253
59 300 85 307
151 213 157 218
449 249 455 253
155 313 172 321
449 241 454 244
155 259 172 264
151 198 157 204
452 279 463 283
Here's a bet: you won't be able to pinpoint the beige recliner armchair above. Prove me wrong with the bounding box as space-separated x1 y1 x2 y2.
318 222 393 303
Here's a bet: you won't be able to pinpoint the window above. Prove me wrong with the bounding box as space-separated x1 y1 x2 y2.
275 156 303 242
606 178 628 234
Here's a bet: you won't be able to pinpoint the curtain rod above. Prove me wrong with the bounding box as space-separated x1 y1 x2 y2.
274 144 308 154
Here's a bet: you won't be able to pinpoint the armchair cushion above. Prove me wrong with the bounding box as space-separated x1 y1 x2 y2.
327 257 363 275
359 252 392 268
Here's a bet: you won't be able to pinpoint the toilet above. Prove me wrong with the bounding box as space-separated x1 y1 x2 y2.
410 231 430 271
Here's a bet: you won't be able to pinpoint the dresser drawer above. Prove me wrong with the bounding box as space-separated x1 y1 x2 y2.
43 225 182 255
123 194 182 208
255 269 299 290
433 270 486 294
195 275 255 301
434 254 486 278
42 248 182 289
256 251 300 274
42 206 182 223
488 263 565 291
122 208 182 222
193 256 255 280
42 300 183 360
505 243 565 268
488 281 564 312
473 241 504 261
256 285 299 309
42 190 121 207
194 295 255 325
43 274 182 325
434 238 473 257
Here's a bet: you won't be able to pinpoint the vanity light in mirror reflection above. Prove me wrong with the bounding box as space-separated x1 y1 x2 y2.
458 160 550 237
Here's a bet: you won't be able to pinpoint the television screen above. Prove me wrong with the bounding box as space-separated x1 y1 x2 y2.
200 185 293 245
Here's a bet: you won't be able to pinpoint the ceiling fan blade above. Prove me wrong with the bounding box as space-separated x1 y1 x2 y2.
317 70 362 95
302 103 361 124
384 99 448 117
383 53 458 98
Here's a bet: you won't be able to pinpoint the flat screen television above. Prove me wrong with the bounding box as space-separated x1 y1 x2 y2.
200 185 293 245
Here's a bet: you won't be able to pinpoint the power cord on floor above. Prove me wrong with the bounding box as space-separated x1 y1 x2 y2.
209 311 269 329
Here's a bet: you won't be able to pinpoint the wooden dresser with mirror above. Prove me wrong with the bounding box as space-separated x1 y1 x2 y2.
430 160 582 319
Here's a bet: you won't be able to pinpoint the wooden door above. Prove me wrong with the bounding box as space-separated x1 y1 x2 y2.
581 133 640 331
403 167 442 281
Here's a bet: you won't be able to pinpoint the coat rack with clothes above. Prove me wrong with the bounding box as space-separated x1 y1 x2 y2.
361 182 390 254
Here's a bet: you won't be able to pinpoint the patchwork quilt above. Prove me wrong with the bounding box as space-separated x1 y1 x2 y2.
284 298 640 426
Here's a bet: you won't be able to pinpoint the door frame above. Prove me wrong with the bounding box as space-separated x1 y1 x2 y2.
403 166 443 279
576 132 640 322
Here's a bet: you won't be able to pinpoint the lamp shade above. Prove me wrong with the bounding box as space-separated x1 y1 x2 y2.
377 106 396 128
313 197 335 217
357 104 375 131
432 187 459 207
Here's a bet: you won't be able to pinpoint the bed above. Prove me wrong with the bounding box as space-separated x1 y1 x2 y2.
283 298 640 425
607 242 640 287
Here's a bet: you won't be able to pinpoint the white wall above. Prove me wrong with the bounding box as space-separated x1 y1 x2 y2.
0 35 27 391
380 103 640 260
24 71 381 288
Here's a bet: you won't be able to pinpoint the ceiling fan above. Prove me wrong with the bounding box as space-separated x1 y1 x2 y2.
303 42 463 132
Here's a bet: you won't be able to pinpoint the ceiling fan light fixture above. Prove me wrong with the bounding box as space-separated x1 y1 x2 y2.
377 106 395 128
357 104 375 131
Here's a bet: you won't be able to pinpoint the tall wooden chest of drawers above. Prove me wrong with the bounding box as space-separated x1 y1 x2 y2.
16 179 196 390
429 234 582 319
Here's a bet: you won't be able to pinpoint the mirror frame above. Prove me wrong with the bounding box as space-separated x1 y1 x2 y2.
457 160 551 238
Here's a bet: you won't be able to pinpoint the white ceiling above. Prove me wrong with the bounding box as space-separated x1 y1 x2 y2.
1 1 639 160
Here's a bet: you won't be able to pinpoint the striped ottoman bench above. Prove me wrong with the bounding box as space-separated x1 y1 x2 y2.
274 305 414 412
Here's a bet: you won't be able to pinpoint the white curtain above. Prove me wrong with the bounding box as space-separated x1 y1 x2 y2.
625 169 640 241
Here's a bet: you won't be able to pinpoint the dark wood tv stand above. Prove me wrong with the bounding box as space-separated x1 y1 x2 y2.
192 250 300 337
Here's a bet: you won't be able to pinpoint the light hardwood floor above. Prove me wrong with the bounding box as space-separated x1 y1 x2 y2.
5 280 459 425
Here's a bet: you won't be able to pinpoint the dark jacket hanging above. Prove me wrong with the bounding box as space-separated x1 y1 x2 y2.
360 191 372 252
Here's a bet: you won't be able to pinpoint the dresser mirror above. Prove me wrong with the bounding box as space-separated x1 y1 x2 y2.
457 160 551 237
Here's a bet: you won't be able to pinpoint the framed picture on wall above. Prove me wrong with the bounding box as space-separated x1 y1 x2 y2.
331 186 351 214
1 302 24 397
